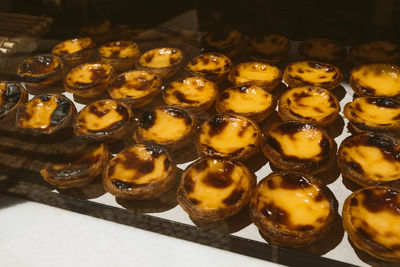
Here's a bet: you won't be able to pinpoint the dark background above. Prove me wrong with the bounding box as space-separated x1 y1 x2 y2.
1 0 400 44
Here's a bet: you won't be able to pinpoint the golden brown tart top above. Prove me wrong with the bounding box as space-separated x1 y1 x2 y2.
185 52 233 82
17 54 62 82
65 62 113 89
338 133 400 186
98 40 139 59
138 47 183 69
298 38 346 64
343 186 400 262
350 63 400 98
246 34 290 64
197 113 260 161
52 37 95 56
278 86 340 126
178 157 255 221
283 60 343 90
0 81 27 119
350 40 400 65
250 172 335 247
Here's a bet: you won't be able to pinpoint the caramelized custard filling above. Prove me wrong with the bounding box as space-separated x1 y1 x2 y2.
110 70 159 98
52 37 93 55
232 62 281 84
186 53 231 76
65 63 112 87
18 54 61 76
139 48 182 68
98 41 139 58
286 61 338 85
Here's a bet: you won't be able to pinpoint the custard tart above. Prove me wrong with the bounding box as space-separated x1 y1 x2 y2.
108 70 161 108
103 143 177 200
64 62 114 98
40 142 109 189
246 34 290 64
350 40 400 65
97 40 140 72
177 157 255 221
74 99 132 142
16 94 76 135
298 38 347 66
278 86 340 127
202 29 243 58
283 60 343 90
343 97 400 134
262 121 337 174
52 37 95 67
163 77 218 113
185 52 233 83
0 81 27 121
133 106 196 151
249 172 336 247
229 62 282 91
17 54 63 90
350 63 400 99
215 85 277 123
197 113 261 161
342 186 400 262
136 47 183 80
338 133 400 186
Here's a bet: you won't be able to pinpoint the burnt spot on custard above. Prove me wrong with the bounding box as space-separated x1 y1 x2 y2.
173 91 199 104
280 173 312 190
308 61 335 72
223 188 244 206
260 201 288 227
366 97 400 109
111 75 126 88
90 66 108 83
50 96 72 126
208 115 229 136
361 188 400 215
169 56 180 66
164 106 192 126
19 54 58 75
144 53 155 64
219 92 230 100
140 111 156 129
202 163 234 189
183 174 195 193
0 82 22 115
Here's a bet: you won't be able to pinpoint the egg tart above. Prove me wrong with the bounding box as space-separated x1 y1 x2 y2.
74 99 133 142
64 62 114 98
185 52 233 83
249 172 336 247
97 40 140 72
52 37 95 67
163 77 218 113
16 94 76 135
350 41 400 65
283 60 343 90
103 143 177 200
278 86 340 127
229 62 282 91
215 85 277 123
343 97 400 134
342 186 400 262
136 47 183 80
262 121 336 174
338 133 400 186
298 38 347 66
197 113 261 161
350 63 400 99
40 142 109 189
246 34 290 64
0 81 28 122
133 106 196 151
108 70 161 108
16 54 63 90
177 157 256 221
202 29 244 58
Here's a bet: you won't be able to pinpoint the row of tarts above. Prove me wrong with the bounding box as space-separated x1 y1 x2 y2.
1 35 400 263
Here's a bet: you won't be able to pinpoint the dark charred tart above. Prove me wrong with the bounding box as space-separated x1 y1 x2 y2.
135 47 183 80
40 143 109 189
246 34 290 64
163 77 218 113
278 86 340 127
17 54 63 89
177 157 256 221
133 106 197 151
197 113 261 161
338 133 400 186
350 41 400 65
97 40 140 72
298 38 347 66
249 172 336 247
74 99 132 141
283 60 343 90
15 93 76 135
108 70 161 108
342 186 400 262
51 37 95 67
0 81 27 121
215 85 277 123
343 97 400 134
103 143 177 200
350 63 400 99
202 29 244 58
262 121 336 174
64 62 114 98
185 52 233 83
228 62 282 91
